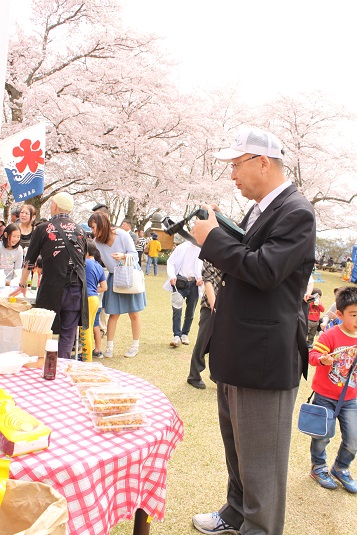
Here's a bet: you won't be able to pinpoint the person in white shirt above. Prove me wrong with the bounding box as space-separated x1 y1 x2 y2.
164 240 203 347
0 223 23 284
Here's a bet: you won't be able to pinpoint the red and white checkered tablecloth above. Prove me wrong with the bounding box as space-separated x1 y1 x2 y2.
1 367 184 535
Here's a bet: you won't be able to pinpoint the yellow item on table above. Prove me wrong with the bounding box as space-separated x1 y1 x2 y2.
0 389 14 403
0 458 11 505
0 401 51 457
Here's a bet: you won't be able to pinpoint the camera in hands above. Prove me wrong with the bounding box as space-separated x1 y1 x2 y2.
161 208 245 247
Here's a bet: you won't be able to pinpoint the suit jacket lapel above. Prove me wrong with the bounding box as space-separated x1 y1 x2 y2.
242 184 297 238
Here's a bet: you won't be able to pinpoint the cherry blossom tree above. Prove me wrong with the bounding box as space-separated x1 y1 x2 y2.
2 0 169 217
3 2 356 237
258 93 357 231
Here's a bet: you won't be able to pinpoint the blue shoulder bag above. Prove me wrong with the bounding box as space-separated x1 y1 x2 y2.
298 355 357 440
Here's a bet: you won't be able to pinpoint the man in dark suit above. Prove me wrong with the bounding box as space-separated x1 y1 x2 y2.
191 127 316 535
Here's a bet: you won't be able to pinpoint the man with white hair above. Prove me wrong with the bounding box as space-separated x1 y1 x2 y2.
191 127 316 535
11 192 88 359
121 218 138 245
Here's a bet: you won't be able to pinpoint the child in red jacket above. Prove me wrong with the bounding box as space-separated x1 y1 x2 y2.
309 286 357 492
307 287 325 348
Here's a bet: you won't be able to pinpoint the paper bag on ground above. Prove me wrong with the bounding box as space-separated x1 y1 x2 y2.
0 479 68 535
0 298 31 327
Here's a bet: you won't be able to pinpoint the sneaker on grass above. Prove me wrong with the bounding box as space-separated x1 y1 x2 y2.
170 335 181 348
124 346 139 358
310 465 338 490
331 465 357 493
192 512 240 534
103 348 113 358
181 334 190 345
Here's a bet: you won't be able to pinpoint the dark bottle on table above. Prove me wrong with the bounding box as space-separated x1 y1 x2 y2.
43 339 58 380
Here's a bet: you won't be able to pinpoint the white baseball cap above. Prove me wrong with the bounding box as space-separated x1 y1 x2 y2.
52 192 74 212
213 126 284 162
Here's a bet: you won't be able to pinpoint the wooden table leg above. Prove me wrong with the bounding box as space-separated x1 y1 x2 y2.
133 508 151 535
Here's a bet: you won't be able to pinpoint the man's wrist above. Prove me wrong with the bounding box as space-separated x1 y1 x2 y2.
18 283 27 289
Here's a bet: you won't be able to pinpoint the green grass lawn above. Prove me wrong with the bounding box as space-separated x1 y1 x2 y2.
105 267 357 535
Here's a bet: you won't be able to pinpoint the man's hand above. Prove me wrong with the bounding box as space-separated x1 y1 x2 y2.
210 203 222 213
192 205 219 246
9 264 30 298
9 286 27 298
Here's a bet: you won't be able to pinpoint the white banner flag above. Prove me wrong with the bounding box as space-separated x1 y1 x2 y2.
0 123 46 201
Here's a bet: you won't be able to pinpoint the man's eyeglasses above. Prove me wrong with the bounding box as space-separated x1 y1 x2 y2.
230 155 260 170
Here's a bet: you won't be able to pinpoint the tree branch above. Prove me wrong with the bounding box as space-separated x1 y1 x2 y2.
311 193 357 205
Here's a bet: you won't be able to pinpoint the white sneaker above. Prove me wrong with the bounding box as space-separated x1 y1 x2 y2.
170 335 181 348
124 346 139 358
103 348 113 358
192 512 239 534
181 334 190 345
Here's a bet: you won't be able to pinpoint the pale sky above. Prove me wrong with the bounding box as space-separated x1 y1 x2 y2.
122 0 357 110
7 0 357 111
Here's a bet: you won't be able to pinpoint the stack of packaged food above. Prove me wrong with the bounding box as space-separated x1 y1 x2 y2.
84 386 146 432
62 361 147 433
62 360 117 400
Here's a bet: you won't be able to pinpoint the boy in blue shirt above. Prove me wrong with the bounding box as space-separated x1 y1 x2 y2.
79 240 107 361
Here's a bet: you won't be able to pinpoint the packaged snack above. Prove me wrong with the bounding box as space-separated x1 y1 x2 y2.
67 371 111 384
63 361 105 374
75 381 119 399
90 409 147 433
85 386 140 414
81 397 116 417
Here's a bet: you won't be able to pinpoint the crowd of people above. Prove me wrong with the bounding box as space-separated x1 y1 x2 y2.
4 195 159 361
2 125 357 535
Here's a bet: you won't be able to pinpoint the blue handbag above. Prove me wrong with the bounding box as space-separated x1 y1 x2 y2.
298 401 336 439
298 355 357 439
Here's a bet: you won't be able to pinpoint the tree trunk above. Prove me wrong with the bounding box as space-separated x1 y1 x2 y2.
125 197 137 228
5 83 23 123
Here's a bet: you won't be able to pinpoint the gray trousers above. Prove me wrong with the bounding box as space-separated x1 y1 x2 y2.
187 305 211 382
217 382 299 535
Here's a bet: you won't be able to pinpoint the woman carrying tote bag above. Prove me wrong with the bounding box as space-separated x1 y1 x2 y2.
88 212 146 358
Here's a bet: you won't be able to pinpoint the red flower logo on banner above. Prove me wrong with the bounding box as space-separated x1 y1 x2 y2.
12 139 44 173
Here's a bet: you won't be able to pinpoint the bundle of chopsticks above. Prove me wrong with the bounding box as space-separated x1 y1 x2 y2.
19 308 56 333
